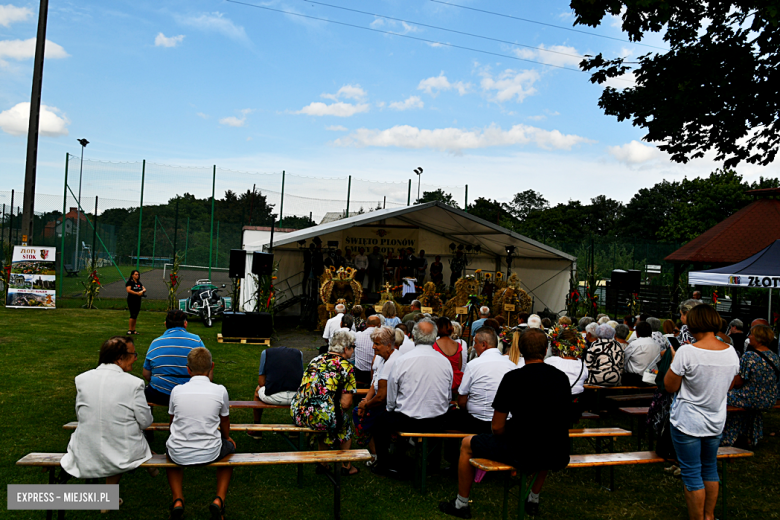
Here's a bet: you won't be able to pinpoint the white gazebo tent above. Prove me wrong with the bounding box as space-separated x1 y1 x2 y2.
240 202 575 315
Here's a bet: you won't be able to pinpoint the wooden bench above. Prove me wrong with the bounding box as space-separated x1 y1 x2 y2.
399 428 632 493
620 401 780 450
17 450 371 520
605 393 655 403
63 264 79 277
584 385 657 414
149 391 368 411
470 447 753 520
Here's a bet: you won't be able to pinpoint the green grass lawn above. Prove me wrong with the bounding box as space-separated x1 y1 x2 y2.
1 306 778 519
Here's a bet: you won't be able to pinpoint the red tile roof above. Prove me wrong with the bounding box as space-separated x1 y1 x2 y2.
665 198 780 264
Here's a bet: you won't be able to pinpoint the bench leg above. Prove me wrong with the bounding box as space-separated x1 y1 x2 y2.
609 437 615 492
47 468 54 520
595 438 602 486
297 433 305 487
517 473 525 520
502 474 511 520
332 461 342 520
420 438 428 494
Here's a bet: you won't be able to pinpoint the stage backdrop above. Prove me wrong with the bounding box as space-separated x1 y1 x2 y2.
7 246 57 309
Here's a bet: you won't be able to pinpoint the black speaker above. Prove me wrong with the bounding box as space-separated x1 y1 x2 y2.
611 269 641 293
222 311 273 338
229 249 247 278
252 252 274 275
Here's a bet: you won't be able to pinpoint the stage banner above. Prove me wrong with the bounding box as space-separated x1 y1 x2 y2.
6 246 57 309
689 271 780 288
344 227 419 256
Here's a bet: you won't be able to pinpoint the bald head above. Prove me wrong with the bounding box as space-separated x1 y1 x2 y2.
412 319 438 345
367 315 381 327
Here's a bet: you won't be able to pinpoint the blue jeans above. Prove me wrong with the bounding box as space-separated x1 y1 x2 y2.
671 425 721 491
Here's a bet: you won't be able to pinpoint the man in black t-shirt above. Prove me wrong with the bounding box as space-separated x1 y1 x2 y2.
439 329 571 519
250 346 304 435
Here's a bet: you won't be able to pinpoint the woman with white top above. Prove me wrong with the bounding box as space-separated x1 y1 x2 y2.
664 304 739 520
546 326 588 425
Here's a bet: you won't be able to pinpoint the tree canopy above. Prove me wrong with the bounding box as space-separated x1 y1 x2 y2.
571 0 780 167
414 189 459 208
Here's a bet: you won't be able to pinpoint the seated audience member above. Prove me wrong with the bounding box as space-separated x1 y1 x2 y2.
584 322 598 347
727 319 746 357
382 301 402 328
353 316 381 384
166 347 235 520
373 319 453 475
527 314 544 330
614 323 631 348
438 329 571 518
516 312 531 328
578 316 594 332
717 318 734 346
471 307 491 335
646 317 672 352
143 310 205 406
453 328 518 434
676 299 702 345
353 327 401 464
250 344 304 432
322 303 348 341
623 322 661 386
351 305 365 331
607 320 619 329
597 316 610 325
586 323 624 386
541 318 553 330
291 330 359 475
433 317 465 393
546 326 588 424
505 329 525 367
721 325 780 447
451 321 472 360
397 324 415 355
401 300 423 322
61 337 154 498
558 316 572 328
749 318 779 354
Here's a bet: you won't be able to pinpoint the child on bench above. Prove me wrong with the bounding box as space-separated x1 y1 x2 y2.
165 347 235 520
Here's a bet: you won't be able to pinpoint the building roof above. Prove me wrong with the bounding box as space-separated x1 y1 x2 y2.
319 211 361 225
268 201 575 262
665 197 780 264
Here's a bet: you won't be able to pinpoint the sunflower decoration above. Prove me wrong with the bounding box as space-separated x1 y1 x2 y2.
548 325 587 359
329 265 337 272
496 272 503 279
485 272 492 279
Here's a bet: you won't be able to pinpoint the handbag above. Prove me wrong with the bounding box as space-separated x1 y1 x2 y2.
642 354 661 385
655 412 677 460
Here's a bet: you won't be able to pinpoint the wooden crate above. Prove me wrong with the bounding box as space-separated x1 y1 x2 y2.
217 334 271 346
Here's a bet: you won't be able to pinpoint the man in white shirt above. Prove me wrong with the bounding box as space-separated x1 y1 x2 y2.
453 327 518 434
623 322 661 386
354 247 369 286
373 319 453 475
322 303 355 342
397 323 416 356
165 347 235 520
354 315 380 385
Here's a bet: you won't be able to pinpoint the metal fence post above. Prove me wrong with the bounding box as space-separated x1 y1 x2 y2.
151 215 157 268
465 185 468 211
136 160 145 270
208 165 216 280
91 196 98 267
59 153 69 297
346 175 351 216
184 216 189 264
173 197 179 256
407 179 411 205
215 220 220 268
279 170 285 228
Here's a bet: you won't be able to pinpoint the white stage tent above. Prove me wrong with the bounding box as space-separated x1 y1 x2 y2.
240 202 575 315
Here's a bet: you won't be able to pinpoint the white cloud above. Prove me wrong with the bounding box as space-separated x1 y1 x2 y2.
176 12 248 43
326 125 348 132
389 96 424 111
417 72 471 96
196 112 209 119
513 44 582 68
0 38 69 64
0 4 32 27
321 85 366 101
333 124 593 154
603 70 637 89
607 140 662 164
479 68 540 103
155 33 185 48
296 102 369 117
527 115 546 121
369 17 419 34
0 102 69 137
610 7 627 28
219 108 252 127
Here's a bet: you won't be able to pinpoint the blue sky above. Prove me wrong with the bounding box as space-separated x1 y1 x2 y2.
2 0 779 213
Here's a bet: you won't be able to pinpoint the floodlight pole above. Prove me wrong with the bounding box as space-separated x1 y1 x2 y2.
20 0 50 245
74 139 88 269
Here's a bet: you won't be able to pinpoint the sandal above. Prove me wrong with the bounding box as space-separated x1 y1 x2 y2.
127 330 140 335
341 464 360 476
170 498 184 520
209 496 225 520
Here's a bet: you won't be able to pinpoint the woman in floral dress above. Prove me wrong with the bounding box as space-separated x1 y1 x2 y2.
721 325 780 447
291 330 359 475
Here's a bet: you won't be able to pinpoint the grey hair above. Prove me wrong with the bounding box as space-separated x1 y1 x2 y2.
335 303 346 313
585 322 598 335
578 316 594 330
329 330 355 354
377 314 386 326
479 306 490 316
679 299 702 315
728 319 743 331
412 318 438 345
595 323 615 339
394 329 405 347
614 324 630 340
646 317 661 332
370 326 396 347
607 320 618 329
451 320 462 339
475 327 498 348
597 316 610 325
411 300 421 309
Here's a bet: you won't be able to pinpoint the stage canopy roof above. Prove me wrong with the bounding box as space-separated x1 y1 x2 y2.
689 240 780 288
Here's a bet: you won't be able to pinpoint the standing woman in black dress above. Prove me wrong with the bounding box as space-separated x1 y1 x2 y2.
125 270 146 335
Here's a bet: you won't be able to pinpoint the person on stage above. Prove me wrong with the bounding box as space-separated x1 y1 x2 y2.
354 247 368 285
449 250 467 287
430 255 444 285
125 270 146 335
367 246 384 292
416 250 428 283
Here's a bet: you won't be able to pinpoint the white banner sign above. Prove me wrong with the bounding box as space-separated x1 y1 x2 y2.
343 227 419 255
7 246 57 308
688 271 780 288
